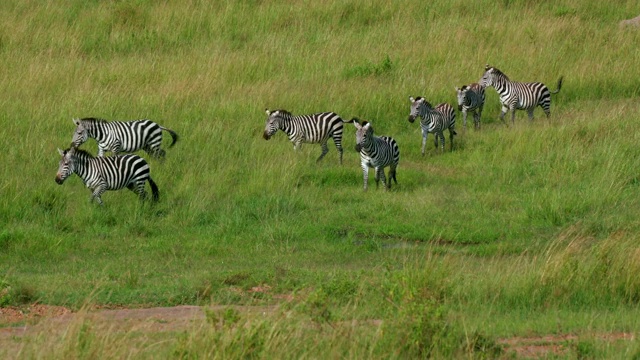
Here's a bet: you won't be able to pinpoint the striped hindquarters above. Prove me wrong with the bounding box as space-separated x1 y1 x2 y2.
92 154 150 190
101 120 164 153
370 136 400 168
289 112 344 144
433 103 456 132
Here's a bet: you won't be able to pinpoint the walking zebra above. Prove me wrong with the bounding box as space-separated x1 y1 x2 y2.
71 118 179 159
408 97 457 155
55 147 159 205
353 119 399 191
455 83 485 130
479 64 563 125
263 109 352 164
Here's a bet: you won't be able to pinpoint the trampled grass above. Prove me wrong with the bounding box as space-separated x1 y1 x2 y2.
2 0 640 357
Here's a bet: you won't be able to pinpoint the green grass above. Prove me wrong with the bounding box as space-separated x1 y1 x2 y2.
2 0 640 357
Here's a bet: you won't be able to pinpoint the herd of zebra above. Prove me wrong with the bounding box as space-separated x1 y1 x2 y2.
263 64 563 191
54 64 563 204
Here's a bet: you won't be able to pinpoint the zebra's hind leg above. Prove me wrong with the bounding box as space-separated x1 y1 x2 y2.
389 165 398 188
449 129 456 151
527 109 535 122
375 167 387 190
128 181 148 201
316 142 330 162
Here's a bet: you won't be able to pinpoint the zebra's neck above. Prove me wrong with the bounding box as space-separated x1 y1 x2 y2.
492 75 512 97
71 153 95 183
419 106 438 128
277 116 299 138
83 120 108 141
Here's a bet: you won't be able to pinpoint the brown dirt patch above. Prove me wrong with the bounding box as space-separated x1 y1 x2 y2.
498 332 635 358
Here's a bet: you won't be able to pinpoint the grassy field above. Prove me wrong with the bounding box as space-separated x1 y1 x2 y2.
2 0 640 357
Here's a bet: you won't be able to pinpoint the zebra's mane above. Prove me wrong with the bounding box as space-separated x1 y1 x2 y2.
489 67 509 80
273 110 292 117
415 97 433 108
66 147 95 159
80 117 108 124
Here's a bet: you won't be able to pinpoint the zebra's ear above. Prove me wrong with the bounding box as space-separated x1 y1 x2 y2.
265 109 271 116
57 148 65 156
363 122 371 130
72 118 80 126
409 96 415 102
455 86 460 92
485 64 491 71
353 119 361 129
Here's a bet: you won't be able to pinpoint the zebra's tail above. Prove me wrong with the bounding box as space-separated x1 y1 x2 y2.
161 127 179 148
550 76 564 94
148 177 160 202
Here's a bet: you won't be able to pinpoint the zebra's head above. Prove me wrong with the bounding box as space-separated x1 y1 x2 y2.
353 118 373 152
263 109 285 140
55 147 76 185
455 86 470 111
479 64 506 88
408 96 430 123
71 118 89 148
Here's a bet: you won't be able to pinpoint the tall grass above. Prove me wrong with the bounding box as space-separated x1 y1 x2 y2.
2 0 640 357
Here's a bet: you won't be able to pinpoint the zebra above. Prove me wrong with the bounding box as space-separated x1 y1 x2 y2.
55 147 159 205
455 83 485 130
408 96 457 155
353 118 399 191
263 109 353 164
71 118 179 159
479 64 563 125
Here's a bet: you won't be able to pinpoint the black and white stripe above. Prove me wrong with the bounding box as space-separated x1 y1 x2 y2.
263 109 352 164
71 118 179 158
479 64 563 124
408 97 457 155
353 119 399 191
455 83 485 130
55 147 159 205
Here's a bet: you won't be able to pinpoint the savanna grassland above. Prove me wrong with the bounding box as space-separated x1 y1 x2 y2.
2 0 640 358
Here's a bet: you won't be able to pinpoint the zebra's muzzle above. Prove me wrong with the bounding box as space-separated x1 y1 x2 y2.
55 175 64 184
355 144 362 152
457 105 463 111
263 132 271 140
408 116 415 123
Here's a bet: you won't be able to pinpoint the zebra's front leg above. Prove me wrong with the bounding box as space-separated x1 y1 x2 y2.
90 187 106 206
361 163 369 191
316 141 329 162
527 109 535 122
462 110 468 131
511 108 517 126
500 104 509 125
421 130 428 156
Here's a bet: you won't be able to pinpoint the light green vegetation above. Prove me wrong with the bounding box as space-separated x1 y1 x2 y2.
2 0 640 357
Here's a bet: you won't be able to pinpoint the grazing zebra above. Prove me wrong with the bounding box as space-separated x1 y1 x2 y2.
408 97 457 155
353 118 400 191
71 118 179 159
55 147 159 205
263 109 352 164
455 83 485 130
479 64 563 125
